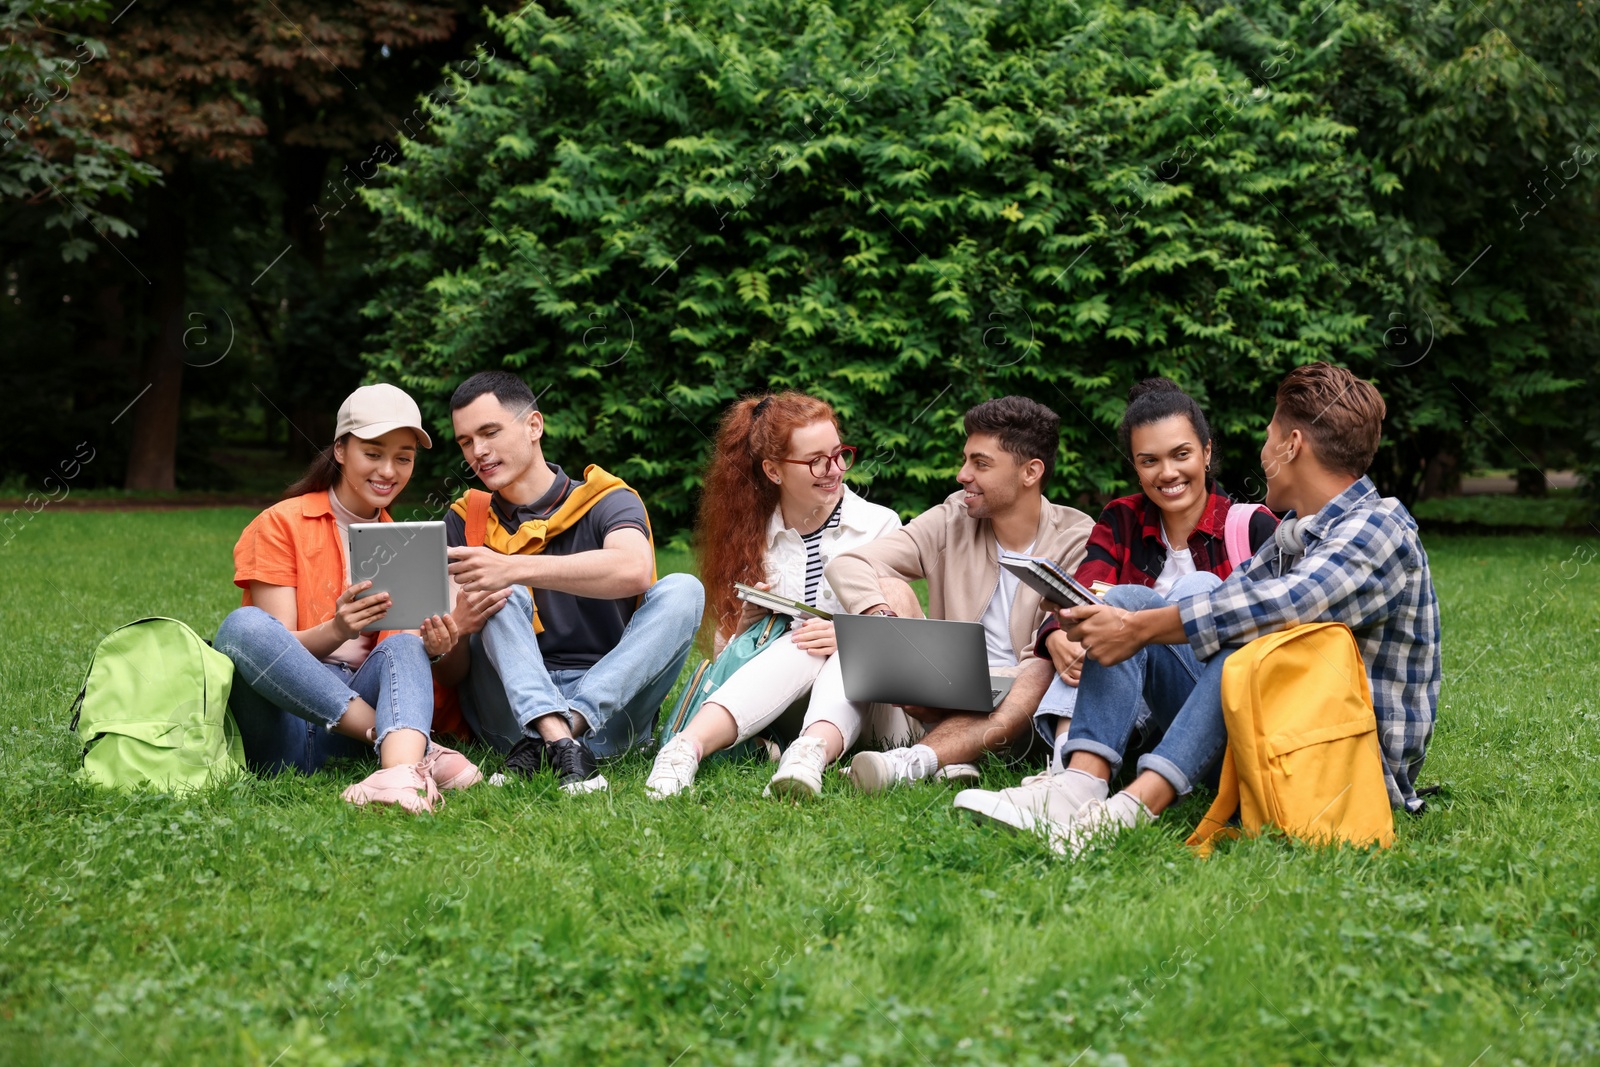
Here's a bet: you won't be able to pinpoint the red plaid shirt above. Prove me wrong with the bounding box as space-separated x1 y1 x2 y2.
1035 485 1277 654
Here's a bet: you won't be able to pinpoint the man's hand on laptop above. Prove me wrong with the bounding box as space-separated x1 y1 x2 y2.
897 703 945 724
447 545 522 594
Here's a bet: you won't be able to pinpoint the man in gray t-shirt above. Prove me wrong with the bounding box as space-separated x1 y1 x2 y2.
433 373 704 793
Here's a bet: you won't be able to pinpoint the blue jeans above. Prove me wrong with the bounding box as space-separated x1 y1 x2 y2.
1060 572 1233 796
215 606 435 775
460 573 703 758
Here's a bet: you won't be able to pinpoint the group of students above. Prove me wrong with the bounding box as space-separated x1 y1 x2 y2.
216 361 1440 855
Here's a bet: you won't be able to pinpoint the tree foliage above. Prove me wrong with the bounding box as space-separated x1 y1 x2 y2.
0 0 159 260
365 0 1336 523
0 0 502 491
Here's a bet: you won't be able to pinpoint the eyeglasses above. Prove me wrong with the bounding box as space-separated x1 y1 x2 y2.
779 446 857 479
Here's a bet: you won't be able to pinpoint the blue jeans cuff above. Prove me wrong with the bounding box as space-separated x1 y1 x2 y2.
1059 738 1123 777
1136 752 1193 797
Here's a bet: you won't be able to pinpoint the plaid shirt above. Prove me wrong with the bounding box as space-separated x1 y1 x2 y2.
1180 477 1442 811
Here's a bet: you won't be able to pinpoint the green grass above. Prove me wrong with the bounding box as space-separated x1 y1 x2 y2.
2 511 1598 1066
1410 492 1594 529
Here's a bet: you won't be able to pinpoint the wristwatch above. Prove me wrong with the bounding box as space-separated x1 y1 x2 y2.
870 608 898 617
429 651 447 665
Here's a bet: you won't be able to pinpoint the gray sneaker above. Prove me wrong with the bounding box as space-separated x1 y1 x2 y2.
645 736 700 799
849 748 927 793
1048 791 1154 857
952 768 1108 833
934 762 982 785
765 735 829 800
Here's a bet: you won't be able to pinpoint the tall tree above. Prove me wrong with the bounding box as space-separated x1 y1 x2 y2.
55 0 468 488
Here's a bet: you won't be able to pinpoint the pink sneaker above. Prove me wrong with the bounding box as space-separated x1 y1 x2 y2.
341 764 440 813
421 741 483 791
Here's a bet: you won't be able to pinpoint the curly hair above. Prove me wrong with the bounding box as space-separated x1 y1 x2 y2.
695 392 837 639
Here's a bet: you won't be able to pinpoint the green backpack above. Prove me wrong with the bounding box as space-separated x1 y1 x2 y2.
69 617 247 792
660 613 791 759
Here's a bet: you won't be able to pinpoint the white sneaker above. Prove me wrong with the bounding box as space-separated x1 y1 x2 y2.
953 768 1108 833
765 735 829 800
1048 791 1154 857
850 747 933 794
934 762 982 785
645 736 701 799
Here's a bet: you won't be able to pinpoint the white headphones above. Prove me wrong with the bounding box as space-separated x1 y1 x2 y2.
1274 517 1306 572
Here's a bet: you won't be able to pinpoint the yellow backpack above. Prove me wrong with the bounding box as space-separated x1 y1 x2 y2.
1187 622 1395 855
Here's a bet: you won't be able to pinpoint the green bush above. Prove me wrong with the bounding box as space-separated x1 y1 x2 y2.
363 0 1597 531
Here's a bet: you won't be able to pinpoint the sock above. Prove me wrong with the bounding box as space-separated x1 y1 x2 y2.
907 744 939 780
1053 735 1072 770
1064 767 1110 800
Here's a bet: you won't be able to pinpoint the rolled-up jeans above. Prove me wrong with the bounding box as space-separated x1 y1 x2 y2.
214 606 434 775
460 573 703 758
1058 572 1233 796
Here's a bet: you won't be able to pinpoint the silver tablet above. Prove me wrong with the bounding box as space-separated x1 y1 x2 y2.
347 521 451 632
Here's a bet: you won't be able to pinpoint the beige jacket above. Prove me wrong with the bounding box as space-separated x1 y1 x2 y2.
823 490 1095 670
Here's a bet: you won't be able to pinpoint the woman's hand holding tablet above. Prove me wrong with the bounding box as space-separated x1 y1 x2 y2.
334 580 393 640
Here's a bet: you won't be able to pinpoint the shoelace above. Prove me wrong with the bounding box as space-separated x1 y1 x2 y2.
552 740 593 780
504 737 546 776
652 740 699 781
787 736 827 767
1016 771 1062 788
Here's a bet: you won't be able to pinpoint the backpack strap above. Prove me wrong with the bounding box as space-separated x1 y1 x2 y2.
1187 748 1241 857
1224 501 1263 570
464 489 492 547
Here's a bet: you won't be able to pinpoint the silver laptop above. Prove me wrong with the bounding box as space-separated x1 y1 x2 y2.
834 614 1016 713
347 521 451 632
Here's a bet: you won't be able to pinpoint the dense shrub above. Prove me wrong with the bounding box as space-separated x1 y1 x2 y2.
363 0 1598 531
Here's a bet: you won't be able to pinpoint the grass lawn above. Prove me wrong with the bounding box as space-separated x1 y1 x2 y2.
2 510 1597 1066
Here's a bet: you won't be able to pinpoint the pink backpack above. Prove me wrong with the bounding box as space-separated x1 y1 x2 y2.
1224 501 1271 571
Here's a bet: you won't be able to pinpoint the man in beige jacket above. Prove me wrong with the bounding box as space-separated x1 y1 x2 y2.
820 396 1094 792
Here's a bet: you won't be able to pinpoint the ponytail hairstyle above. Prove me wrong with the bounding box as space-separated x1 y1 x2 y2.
696 391 838 638
1117 377 1214 479
281 434 352 500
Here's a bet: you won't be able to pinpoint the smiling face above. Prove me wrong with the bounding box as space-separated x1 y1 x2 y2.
451 393 542 493
332 429 420 514
956 432 1037 520
1129 414 1211 520
762 418 846 517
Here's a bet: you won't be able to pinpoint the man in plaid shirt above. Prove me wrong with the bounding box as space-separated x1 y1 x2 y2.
953 363 1440 855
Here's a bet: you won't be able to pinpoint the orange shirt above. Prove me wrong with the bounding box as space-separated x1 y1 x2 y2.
232 492 396 642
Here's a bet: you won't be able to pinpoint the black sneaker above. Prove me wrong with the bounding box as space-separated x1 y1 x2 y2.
549 737 608 794
503 735 549 780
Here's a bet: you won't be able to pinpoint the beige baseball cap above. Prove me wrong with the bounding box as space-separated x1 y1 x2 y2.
335 383 433 448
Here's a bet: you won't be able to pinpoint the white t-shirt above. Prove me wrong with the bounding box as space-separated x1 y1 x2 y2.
980 537 1034 667
1152 524 1197 597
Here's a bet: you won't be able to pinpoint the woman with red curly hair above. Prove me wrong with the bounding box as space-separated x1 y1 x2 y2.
645 392 901 798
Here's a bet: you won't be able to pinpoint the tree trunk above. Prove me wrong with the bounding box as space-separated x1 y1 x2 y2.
123 170 189 490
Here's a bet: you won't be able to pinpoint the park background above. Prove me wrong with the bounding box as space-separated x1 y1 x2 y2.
2 1 1598 1065
1 0 1597 529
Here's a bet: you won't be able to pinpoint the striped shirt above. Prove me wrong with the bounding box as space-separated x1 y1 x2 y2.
1179 477 1441 812
802 499 845 606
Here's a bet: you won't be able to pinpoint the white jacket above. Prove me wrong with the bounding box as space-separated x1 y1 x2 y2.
723 485 902 645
